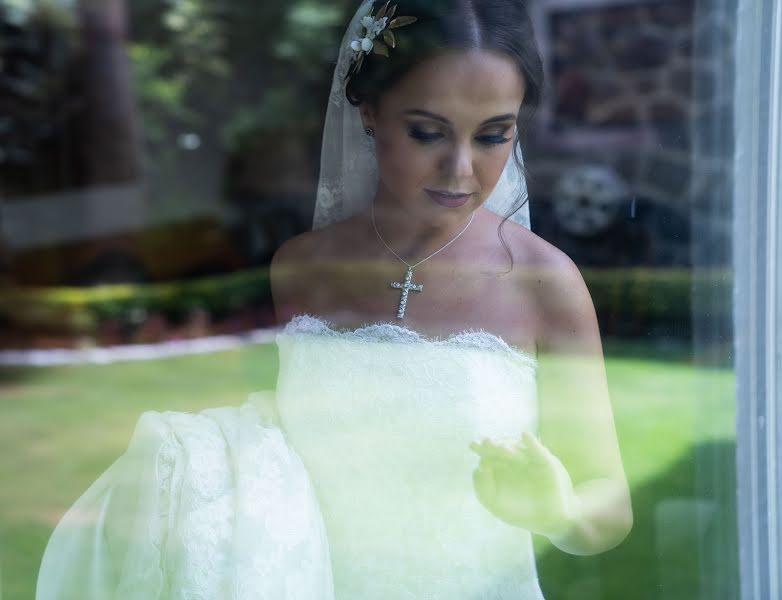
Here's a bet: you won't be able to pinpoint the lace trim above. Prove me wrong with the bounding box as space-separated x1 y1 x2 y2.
279 313 537 369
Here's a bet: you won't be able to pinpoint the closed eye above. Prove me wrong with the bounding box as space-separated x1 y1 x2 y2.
476 134 513 147
408 127 444 143
477 125 515 147
407 126 514 147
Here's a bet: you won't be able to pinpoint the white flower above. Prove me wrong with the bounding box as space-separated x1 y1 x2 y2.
360 15 389 40
373 17 389 36
347 4 415 72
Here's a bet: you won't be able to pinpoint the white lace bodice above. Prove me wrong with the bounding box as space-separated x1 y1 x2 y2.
275 314 544 599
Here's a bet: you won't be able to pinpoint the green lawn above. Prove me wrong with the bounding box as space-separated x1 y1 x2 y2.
0 343 736 600
535 349 737 600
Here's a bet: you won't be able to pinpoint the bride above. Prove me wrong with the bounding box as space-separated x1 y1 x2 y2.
36 1 632 598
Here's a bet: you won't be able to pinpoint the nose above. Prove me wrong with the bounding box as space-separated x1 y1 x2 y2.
443 140 474 179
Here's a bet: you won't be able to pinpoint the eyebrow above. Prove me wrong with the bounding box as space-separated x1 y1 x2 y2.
403 109 517 126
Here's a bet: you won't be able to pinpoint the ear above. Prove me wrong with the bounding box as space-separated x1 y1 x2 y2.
359 102 377 131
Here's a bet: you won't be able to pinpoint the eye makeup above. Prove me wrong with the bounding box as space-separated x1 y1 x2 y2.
476 133 513 146
406 124 514 147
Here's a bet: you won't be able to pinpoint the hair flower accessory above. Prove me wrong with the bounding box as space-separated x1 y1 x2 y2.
348 1 418 74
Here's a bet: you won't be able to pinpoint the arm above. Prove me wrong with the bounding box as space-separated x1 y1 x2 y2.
270 235 305 326
532 253 633 555
269 230 326 325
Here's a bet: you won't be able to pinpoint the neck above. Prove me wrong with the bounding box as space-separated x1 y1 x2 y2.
369 188 477 263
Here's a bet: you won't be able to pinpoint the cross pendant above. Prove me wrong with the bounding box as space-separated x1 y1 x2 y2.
390 266 423 319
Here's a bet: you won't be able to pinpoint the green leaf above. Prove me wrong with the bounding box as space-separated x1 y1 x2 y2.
372 40 390 57
376 1 391 20
389 16 417 29
383 30 396 48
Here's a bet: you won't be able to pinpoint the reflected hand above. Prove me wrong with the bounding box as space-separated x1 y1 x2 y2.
469 431 582 537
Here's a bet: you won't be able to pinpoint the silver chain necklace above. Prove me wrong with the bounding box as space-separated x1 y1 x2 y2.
371 200 475 319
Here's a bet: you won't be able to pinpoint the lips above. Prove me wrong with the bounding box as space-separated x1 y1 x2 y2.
425 189 473 208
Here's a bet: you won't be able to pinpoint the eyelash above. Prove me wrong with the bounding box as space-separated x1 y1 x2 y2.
407 127 512 147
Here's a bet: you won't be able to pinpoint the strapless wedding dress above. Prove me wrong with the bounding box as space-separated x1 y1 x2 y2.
37 314 545 599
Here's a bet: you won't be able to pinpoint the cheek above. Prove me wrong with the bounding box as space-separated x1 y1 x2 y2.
477 147 514 195
491 150 511 179
375 134 435 190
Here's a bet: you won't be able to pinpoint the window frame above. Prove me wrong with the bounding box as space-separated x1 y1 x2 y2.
734 1 782 598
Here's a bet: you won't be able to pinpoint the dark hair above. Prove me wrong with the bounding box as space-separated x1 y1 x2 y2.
344 0 546 271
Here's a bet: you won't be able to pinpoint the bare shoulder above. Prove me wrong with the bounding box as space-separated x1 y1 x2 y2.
487 212 580 281
269 231 311 324
269 216 366 323
271 214 366 265
518 226 584 288
271 229 318 269
499 219 599 354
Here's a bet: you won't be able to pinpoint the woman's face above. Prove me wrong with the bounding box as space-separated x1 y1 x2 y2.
360 49 526 226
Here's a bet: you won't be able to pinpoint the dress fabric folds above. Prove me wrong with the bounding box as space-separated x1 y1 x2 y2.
36 400 334 600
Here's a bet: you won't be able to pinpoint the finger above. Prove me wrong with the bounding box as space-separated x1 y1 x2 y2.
472 437 512 448
471 439 520 462
521 431 550 460
521 430 539 447
469 437 492 453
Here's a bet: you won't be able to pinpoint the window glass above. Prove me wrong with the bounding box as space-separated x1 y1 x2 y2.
0 1 767 598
